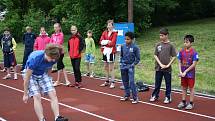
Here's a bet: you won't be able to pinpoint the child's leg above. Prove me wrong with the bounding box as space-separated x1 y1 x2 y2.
73 58 82 82
128 67 138 100
62 68 70 84
48 90 60 119
33 94 45 121
109 62 115 83
104 62 109 82
152 71 163 98
121 69 130 97
182 87 187 101
163 72 172 99
189 88 195 103
90 63 94 74
86 62 90 74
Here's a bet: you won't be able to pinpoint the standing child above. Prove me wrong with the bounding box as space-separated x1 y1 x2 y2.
51 23 71 86
22 44 68 121
68 25 85 88
21 26 36 71
177 35 199 110
99 20 118 88
149 28 177 104
84 30 96 77
120 32 140 104
34 27 51 50
1 27 18 80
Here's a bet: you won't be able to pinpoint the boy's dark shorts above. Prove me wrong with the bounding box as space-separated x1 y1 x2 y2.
3 52 17 68
181 77 195 88
102 54 115 62
57 54 65 70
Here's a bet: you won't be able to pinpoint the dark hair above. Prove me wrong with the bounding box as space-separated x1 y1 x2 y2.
184 35 194 43
125 32 135 40
87 30 93 34
159 28 169 35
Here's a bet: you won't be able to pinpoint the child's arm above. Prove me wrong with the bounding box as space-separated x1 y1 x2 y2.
134 46 140 65
12 38 17 50
166 56 176 68
34 39 38 50
154 55 166 69
23 68 33 103
181 61 198 77
91 39 96 56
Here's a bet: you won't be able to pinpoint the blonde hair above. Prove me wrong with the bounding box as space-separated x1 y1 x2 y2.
107 20 114 25
26 26 32 31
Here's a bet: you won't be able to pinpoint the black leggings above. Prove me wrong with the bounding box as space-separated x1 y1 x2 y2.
57 54 65 70
71 58 82 82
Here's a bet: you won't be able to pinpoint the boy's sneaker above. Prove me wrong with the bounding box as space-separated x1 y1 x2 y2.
84 73 90 76
109 82 115 89
55 116 68 121
177 101 186 109
120 96 129 101
164 97 172 104
76 82 82 88
63 81 71 86
100 81 109 87
3 74 11 80
14 74 18 80
90 72 95 78
185 103 194 110
132 98 139 104
0 68 6 72
149 96 158 102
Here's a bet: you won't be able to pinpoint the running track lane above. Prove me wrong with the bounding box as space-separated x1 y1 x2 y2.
0 71 215 121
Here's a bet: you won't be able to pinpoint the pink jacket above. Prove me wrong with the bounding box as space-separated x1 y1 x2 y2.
34 34 51 50
50 32 64 53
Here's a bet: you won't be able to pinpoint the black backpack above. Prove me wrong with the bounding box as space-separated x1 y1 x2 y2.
136 81 149 92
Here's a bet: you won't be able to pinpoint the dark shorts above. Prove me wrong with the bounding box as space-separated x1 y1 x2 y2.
3 52 17 68
102 54 115 62
57 54 65 70
181 77 195 88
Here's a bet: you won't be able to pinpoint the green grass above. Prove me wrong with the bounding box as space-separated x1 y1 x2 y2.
1 17 215 95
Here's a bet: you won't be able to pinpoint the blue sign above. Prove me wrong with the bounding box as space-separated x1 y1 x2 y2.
114 23 134 45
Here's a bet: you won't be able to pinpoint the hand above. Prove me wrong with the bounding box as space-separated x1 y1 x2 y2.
181 71 187 77
178 71 183 77
160 64 167 69
23 94 29 103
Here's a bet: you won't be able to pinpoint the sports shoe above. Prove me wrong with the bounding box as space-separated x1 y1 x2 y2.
177 101 186 109
3 74 11 80
185 103 194 110
120 96 129 101
63 81 71 86
90 72 95 78
0 68 6 72
76 82 82 88
109 82 115 89
53 81 61 87
14 73 18 80
132 98 139 104
100 81 109 87
55 116 68 121
149 96 157 102
164 97 172 104
84 73 90 76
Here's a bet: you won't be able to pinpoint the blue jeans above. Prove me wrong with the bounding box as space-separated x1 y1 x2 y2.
121 67 137 100
152 71 172 99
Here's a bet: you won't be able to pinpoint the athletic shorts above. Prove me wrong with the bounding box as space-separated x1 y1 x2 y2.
102 53 115 62
27 73 55 97
85 53 95 63
181 77 195 88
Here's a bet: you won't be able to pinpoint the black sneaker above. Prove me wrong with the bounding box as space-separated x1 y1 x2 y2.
55 116 68 121
120 96 129 101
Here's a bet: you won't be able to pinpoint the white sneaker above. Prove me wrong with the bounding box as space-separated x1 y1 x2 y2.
100 82 109 87
164 97 172 104
109 83 115 89
185 103 194 110
120 96 129 101
90 72 95 78
149 96 157 102
3 74 11 80
177 101 186 109
132 98 139 104
14 74 18 80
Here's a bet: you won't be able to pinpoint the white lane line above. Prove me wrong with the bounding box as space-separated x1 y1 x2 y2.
0 117 7 121
80 88 215 120
0 83 115 121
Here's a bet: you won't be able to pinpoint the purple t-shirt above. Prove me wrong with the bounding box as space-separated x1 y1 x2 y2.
177 48 199 78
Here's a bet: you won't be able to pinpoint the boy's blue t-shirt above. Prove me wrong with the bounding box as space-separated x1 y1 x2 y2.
25 50 56 75
120 43 140 69
177 48 199 78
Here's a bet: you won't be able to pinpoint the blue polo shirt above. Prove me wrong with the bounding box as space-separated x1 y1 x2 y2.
25 50 56 75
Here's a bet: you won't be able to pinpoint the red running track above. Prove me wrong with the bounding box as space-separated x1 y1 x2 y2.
0 68 215 121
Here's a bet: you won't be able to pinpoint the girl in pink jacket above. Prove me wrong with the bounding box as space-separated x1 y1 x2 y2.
34 27 51 50
51 23 71 86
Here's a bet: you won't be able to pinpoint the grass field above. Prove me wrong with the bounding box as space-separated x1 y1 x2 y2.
1 17 215 95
